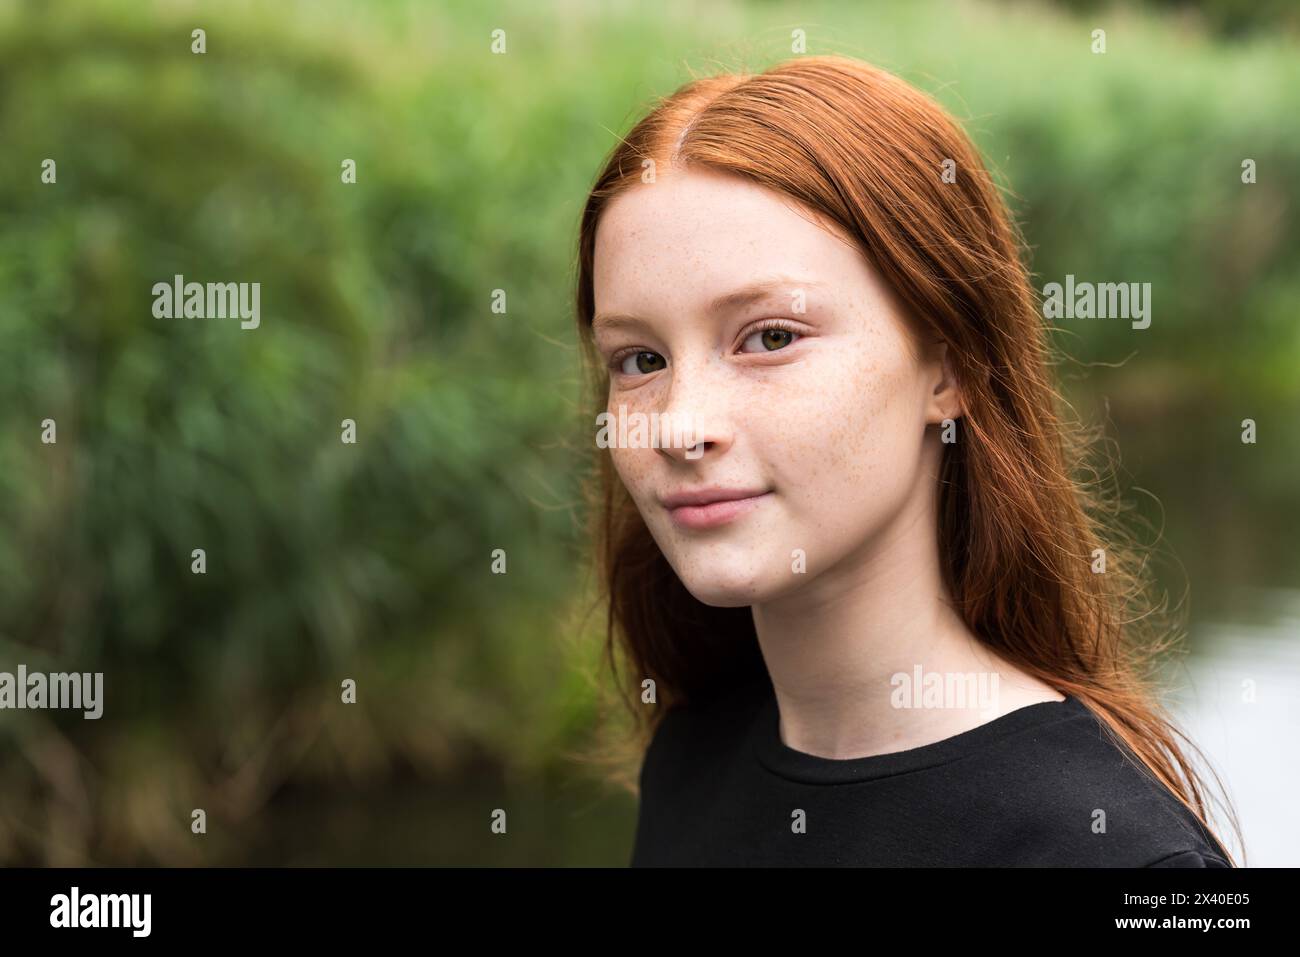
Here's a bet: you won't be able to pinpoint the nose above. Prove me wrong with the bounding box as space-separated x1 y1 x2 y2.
653 357 734 464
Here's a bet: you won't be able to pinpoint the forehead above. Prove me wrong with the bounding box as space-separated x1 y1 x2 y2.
592 167 865 314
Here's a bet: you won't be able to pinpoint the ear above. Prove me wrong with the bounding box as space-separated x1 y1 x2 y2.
924 342 964 426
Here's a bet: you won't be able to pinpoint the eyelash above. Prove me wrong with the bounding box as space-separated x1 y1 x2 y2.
606 319 805 375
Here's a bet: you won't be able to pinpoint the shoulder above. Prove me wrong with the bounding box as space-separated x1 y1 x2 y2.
973 697 1231 867
630 677 767 866
1145 849 1231 868
637 676 766 788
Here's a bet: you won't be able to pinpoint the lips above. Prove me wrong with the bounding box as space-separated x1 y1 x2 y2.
660 487 772 530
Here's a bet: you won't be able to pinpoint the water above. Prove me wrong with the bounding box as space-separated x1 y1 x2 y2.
1167 588 1300 867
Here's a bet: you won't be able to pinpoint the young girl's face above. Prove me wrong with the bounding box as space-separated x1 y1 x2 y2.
591 167 957 606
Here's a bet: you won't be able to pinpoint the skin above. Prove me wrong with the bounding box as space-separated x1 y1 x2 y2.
592 166 1063 760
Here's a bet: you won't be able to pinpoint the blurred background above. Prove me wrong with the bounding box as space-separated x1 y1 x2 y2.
0 0 1296 865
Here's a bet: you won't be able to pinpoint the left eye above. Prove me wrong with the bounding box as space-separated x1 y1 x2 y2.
740 326 800 353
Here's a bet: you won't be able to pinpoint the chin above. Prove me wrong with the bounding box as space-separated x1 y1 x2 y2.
669 554 780 608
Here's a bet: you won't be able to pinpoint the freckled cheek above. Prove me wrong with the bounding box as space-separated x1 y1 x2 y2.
609 446 655 495
763 359 891 454
757 357 916 498
603 387 652 484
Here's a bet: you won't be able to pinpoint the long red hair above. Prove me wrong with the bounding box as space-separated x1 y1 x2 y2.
571 54 1240 864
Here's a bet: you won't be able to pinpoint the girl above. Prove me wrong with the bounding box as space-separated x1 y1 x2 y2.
573 55 1238 867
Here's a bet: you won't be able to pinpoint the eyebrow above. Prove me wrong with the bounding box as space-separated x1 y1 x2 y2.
592 276 827 332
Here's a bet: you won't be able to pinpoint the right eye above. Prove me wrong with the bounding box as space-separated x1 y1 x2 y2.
612 350 667 376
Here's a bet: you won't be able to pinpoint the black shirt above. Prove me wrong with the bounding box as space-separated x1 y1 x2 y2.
630 673 1231 867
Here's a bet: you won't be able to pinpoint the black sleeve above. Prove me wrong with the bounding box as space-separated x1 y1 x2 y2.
1145 849 1231 868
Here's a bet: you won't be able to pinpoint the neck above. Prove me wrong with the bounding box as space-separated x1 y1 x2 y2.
750 449 1059 759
